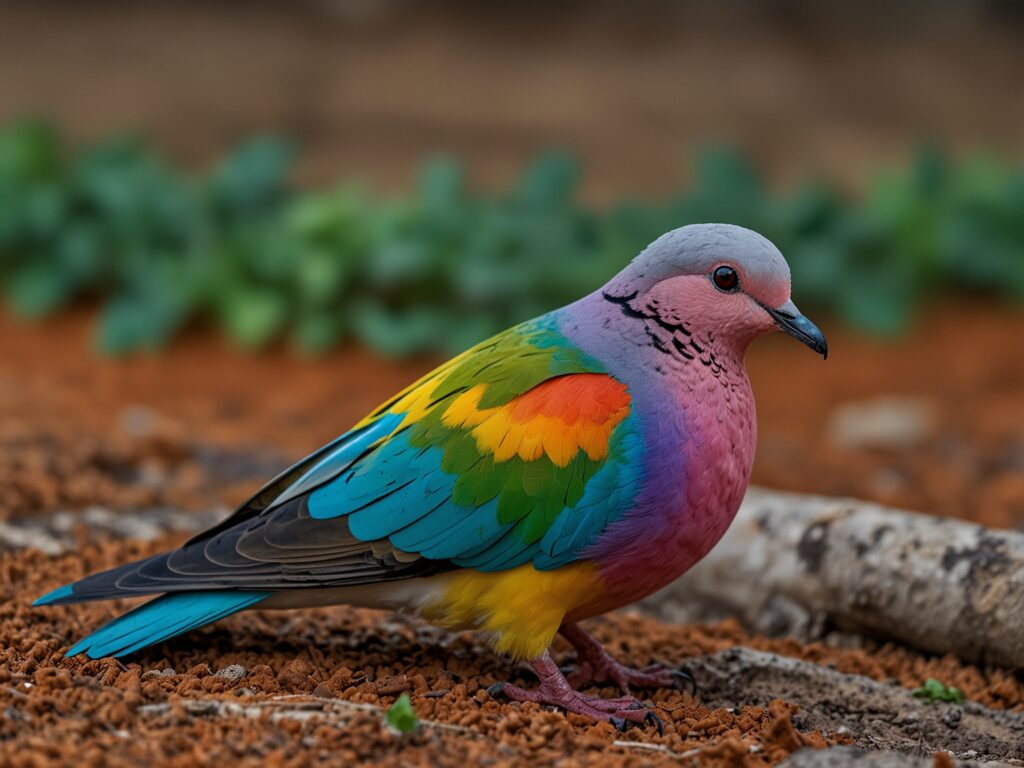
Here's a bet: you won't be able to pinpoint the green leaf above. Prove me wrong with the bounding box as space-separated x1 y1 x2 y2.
912 678 965 704
440 314 501 355
366 240 434 285
219 286 289 349
350 302 452 358
518 151 580 209
417 157 463 218
22 183 67 237
385 693 419 734
292 311 347 354
210 137 293 216
686 146 765 225
95 293 185 355
295 248 349 305
7 261 73 319
0 120 61 181
2 121 1024 358
909 143 949 198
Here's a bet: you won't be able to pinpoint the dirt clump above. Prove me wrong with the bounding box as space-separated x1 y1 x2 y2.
8 534 1024 765
2 537 842 766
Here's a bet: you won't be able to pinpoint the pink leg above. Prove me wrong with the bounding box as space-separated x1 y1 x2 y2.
559 622 696 696
487 652 663 732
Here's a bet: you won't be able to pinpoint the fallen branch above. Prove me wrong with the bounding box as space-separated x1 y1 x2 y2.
610 741 702 759
138 695 479 734
645 488 1024 668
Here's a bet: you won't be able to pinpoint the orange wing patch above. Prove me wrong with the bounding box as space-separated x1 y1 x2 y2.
442 374 630 467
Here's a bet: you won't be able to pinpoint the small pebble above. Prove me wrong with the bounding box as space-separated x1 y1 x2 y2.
213 664 247 682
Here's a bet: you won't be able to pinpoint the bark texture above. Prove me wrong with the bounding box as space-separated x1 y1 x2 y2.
645 488 1024 668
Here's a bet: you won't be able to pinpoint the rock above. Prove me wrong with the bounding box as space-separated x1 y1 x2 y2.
779 746 1015 767
0 506 229 555
690 647 1024 761
118 406 160 438
781 747 927 767
213 665 246 682
141 668 176 680
829 397 935 450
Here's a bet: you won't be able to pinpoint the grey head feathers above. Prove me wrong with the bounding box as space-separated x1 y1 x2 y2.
605 223 791 299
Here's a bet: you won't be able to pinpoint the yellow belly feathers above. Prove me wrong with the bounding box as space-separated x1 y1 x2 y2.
422 562 604 660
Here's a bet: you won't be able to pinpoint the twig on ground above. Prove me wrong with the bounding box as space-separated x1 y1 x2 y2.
140 694 712 759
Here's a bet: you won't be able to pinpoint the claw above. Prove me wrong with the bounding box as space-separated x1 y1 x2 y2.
486 682 507 700
492 653 664 727
671 668 698 695
559 624 698 697
645 711 664 736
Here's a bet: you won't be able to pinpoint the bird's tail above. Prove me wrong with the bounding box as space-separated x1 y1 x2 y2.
32 551 171 607
61 591 269 659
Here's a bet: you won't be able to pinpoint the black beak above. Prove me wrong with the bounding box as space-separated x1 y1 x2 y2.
763 300 828 359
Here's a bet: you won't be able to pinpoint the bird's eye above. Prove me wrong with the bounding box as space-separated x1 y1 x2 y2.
712 265 740 293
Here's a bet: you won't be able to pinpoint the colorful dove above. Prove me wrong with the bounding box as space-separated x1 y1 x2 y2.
34 224 827 727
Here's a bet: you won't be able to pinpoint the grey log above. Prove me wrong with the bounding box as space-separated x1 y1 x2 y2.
644 488 1024 668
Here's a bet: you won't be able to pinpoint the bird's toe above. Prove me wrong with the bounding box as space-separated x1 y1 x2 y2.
645 710 665 736
485 682 507 700
671 668 698 695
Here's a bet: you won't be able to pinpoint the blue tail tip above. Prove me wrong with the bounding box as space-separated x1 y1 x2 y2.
33 584 74 606
65 638 91 658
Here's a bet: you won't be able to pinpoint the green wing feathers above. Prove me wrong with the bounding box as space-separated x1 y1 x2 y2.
307 318 642 570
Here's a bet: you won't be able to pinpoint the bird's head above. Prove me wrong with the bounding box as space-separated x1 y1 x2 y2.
604 223 828 359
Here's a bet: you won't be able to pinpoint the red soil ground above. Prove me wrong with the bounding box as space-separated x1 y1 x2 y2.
0 303 1022 765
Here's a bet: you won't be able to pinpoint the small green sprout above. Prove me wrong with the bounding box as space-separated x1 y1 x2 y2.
385 693 420 734
912 678 965 704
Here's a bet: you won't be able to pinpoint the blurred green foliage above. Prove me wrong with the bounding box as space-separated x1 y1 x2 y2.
0 120 1021 357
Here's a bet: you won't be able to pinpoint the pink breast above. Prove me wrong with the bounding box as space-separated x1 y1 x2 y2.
572 363 758 619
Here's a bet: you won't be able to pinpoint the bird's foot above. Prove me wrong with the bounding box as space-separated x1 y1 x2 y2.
559 622 696 696
565 659 695 694
487 653 663 732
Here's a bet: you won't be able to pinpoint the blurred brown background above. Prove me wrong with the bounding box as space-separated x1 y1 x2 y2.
3 1 1023 200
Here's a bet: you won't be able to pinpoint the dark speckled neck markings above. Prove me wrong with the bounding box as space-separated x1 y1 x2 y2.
601 290 726 376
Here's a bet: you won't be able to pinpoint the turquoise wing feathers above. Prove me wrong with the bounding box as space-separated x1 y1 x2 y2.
36 317 644 606
305 316 643 571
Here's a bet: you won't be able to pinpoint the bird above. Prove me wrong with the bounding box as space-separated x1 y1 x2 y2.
33 223 827 728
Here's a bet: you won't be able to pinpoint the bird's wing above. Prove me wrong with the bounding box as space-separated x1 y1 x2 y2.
52 318 642 602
